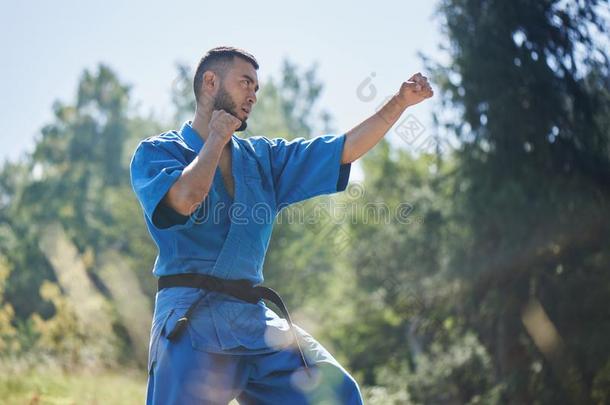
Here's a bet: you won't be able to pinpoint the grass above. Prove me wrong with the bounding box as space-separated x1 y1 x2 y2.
0 369 147 405
0 368 376 404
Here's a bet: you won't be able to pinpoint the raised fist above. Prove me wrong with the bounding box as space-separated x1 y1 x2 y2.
396 72 433 108
208 110 243 144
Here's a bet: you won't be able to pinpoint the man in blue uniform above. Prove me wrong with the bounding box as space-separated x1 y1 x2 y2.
130 46 433 404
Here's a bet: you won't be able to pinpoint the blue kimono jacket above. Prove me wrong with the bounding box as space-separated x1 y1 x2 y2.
130 121 351 357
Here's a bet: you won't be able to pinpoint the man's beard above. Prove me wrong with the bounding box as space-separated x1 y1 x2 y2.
213 85 247 132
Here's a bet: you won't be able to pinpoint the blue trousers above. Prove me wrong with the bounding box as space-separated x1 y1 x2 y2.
146 308 363 404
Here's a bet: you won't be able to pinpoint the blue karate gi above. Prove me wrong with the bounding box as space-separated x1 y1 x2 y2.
130 121 363 404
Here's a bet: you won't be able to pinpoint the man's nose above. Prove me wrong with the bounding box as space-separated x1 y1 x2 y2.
247 91 257 105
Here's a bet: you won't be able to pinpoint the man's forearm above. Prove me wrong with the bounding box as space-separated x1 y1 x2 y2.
165 134 226 215
341 95 407 164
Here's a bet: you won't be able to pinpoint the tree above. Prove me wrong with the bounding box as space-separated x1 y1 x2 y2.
427 0 610 402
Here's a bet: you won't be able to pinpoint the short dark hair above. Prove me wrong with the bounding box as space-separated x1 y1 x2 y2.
193 46 259 102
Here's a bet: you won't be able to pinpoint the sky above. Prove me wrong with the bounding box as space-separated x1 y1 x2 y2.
1 0 447 168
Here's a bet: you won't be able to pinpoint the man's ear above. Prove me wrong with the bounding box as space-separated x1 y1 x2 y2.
202 71 219 97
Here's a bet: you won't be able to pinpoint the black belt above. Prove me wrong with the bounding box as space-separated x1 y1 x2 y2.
158 273 309 370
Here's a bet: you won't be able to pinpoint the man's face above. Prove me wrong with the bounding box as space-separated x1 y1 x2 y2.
213 57 259 132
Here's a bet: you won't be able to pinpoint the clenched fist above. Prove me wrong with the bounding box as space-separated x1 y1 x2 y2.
208 110 243 145
396 72 433 108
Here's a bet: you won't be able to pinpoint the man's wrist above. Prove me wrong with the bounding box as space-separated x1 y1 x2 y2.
393 94 412 110
206 131 229 149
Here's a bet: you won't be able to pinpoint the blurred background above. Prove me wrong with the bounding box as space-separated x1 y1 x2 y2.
1 0 609 403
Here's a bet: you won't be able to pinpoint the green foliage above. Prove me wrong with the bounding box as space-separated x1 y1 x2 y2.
0 255 18 353
29 281 88 369
29 278 120 371
402 332 500 403
422 0 610 402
